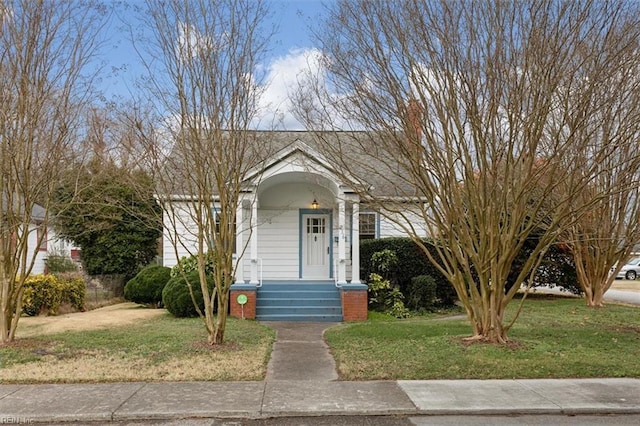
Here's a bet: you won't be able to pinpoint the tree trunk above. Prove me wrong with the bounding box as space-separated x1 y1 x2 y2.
211 294 228 345
584 286 605 308
1 276 13 344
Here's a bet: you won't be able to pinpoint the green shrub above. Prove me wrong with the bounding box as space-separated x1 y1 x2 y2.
170 252 215 278
124 265 171 306
22 275 64 316
507 242 580 294
59 274 86 311
361 237 579 305
367 273 409 318
45 253 78 274
370 249 398 277
361 238 456 307
407 275 437 311
22 274 87 316
162 269 215 318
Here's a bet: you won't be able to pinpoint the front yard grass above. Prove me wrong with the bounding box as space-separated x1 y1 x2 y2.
0 311 275 383
325 296 640 380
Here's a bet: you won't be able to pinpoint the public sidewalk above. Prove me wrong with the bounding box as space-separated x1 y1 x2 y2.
2 321 640 423
2 378 640 423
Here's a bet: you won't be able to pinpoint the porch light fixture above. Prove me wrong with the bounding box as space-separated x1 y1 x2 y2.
311 198 319 209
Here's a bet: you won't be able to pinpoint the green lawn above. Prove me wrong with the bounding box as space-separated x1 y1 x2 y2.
325 296 640 380
0 313 275 383
3 296 640 383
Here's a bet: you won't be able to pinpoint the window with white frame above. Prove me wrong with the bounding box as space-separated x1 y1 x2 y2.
211 208 236 254
213 209 236 254
359 212 377 240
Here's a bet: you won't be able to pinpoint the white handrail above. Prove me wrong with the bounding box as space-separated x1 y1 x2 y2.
257 257 263 287
334 257 341 288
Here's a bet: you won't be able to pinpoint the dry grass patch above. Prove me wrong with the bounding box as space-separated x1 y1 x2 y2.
1 304 275 383
16 302 165 338
0 352 266 382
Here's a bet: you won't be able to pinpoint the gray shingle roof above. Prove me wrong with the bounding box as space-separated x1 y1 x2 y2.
159 130 416 199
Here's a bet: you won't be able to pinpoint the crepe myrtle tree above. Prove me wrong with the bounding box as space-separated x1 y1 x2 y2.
0 0 105 344
293 0 640 343
131 0 277 344
554 31 640 307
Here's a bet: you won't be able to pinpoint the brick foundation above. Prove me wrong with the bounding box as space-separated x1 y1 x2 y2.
341 284 368 321
230 288 256 320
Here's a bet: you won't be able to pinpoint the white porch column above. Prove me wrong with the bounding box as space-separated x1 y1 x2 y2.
337 199 347 284
351 201 361 283
250 198 259 284
234 201 244 284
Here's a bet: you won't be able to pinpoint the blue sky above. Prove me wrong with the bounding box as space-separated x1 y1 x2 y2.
100 0 329 129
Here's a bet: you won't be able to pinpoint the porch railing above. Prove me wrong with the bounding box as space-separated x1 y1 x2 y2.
334 258 341 288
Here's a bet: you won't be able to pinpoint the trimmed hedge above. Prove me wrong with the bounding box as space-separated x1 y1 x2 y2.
361 237 580 310
162 270 215 318
124 265 171 306
360 238 456 307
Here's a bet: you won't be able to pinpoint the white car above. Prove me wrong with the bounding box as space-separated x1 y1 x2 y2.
616 257 640 280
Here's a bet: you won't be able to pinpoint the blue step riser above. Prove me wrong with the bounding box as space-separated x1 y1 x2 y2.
256 315 342 322
258 285 337 292
256 281 343 321
258 298 341 307
257 307 343 315
261 280 335 285
259 292 339 300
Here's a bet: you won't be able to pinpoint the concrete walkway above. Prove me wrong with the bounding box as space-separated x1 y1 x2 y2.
264 322 338 381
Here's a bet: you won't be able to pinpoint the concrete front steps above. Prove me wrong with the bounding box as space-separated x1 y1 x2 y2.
256 281 342 322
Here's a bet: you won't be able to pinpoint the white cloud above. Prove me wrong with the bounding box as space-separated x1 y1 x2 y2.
253 48 323 130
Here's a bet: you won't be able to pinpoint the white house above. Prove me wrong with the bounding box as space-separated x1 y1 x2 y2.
161 131 422 321
2 194 79 276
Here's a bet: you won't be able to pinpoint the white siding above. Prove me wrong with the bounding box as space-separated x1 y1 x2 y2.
29 225 47 275
379 209 429 238
255 209 299 279
162 202 199 268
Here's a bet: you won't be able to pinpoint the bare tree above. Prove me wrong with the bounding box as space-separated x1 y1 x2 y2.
133 0 276 344
0 0 105 343
294 0 640 343
560 50 640 307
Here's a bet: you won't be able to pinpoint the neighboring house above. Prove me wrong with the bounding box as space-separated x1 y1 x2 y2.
161 131 424 322
1 194 78 275
1 195 46 275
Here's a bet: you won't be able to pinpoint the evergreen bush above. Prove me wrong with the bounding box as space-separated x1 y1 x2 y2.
367 273 409 318
124 265 171 306
60 274 86 311
360 238 456 307
45 253 78 274
162 269 215 318
407 275 438 311
170 252 215 278
21 274 86 315
22 275 64 316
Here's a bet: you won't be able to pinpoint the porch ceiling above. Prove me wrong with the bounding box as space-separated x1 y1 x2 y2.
257 171 340 196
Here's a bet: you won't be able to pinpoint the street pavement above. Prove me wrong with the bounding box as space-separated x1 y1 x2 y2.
1 290 640 424
604 288 640 305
